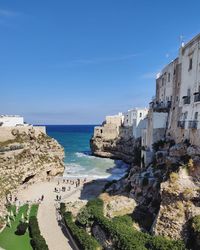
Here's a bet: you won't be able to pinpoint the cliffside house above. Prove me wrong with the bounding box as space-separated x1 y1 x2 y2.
123 108 148 139
142 33 200 166
0 115 25 127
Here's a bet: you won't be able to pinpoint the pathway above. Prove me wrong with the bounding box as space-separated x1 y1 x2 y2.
38 202 73 250
16 179 85 250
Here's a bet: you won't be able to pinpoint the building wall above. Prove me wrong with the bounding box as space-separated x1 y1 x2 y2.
123 109 137 127
173 34 200 145
156 60 176 103
145 110 168 151
105 113 124 127
0 116 24 127
132 108 148 138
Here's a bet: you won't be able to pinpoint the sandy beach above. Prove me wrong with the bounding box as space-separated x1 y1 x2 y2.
15 176 107 250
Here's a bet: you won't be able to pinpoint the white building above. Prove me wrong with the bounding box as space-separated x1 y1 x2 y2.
156 59 177 105
177 34 200 144
123 108 148 138
0 115 24 127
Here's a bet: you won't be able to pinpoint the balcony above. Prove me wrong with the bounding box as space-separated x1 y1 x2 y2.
188 120 198 129
183 96 191 104
194 92 200 102
150 101 171 112
177 121 185 128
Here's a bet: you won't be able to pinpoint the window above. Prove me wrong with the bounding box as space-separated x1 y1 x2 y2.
162 78 165 86
184 111 188 120
187 88 191 96
194 112 198 120
168 73 170 82
189 58 193 71
139 113 142 117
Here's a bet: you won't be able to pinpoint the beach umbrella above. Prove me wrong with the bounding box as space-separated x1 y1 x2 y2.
21 213 24 222
10 210 15 221
7 216 11 227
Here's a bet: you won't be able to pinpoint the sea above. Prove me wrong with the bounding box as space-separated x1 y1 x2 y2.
46 125 129 180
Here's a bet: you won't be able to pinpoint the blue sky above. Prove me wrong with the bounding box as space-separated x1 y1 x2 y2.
0 0 200 124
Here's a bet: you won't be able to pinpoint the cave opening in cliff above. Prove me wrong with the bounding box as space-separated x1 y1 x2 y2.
22 174 35 184
46 170 51 175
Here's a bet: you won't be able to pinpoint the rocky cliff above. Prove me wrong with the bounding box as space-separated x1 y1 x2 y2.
103 140 200 245
0 127 65 222
90 126 140 164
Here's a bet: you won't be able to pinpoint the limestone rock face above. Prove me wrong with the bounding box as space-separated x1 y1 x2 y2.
100 193 136 218
169 143 187 157
90 132 140 164
187 145 200 156
0 128 65 219
153 168 200 240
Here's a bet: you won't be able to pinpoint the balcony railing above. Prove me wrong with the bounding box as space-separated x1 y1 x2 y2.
188 120 198 129
177 120 185 128
150 101 171 112
183 96 191 104
194 93 200 102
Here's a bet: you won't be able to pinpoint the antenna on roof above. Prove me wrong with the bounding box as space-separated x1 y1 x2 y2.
180 35 185 47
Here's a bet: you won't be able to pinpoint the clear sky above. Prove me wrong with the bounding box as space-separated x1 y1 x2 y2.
1 0 200 124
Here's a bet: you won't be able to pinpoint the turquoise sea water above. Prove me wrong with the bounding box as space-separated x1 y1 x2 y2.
46 125 128 180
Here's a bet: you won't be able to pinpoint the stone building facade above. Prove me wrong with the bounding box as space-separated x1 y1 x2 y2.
142 33 200 166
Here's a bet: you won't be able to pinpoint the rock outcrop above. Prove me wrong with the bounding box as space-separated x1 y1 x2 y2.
0 127 65 221
103 141 200 243
90 126 140 164
153 168 200 240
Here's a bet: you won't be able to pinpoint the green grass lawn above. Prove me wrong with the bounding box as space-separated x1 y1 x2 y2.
0 204 39 250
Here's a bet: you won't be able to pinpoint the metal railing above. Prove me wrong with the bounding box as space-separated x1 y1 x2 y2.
177 120 185 128
194 93 200 102
188 120 198 129
150 101 171 112
183 96 191 104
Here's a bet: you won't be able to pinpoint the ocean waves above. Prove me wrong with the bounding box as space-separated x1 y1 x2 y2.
64 152 129 180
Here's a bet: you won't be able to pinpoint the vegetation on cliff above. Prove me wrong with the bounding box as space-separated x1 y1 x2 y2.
61 198 186 250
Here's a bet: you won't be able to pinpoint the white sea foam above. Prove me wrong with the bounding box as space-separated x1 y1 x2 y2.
75 152 95 159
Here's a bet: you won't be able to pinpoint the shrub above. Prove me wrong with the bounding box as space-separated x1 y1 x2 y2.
187 215 200 249
84 198 185 250
76 206 93 227
29 216 48 250
15 222 28 235
63 211 101 250
112 215 133 227
152 140 165 152
169 172 179 183
60 203 66 216
149 235 186 250
192 215 200 233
